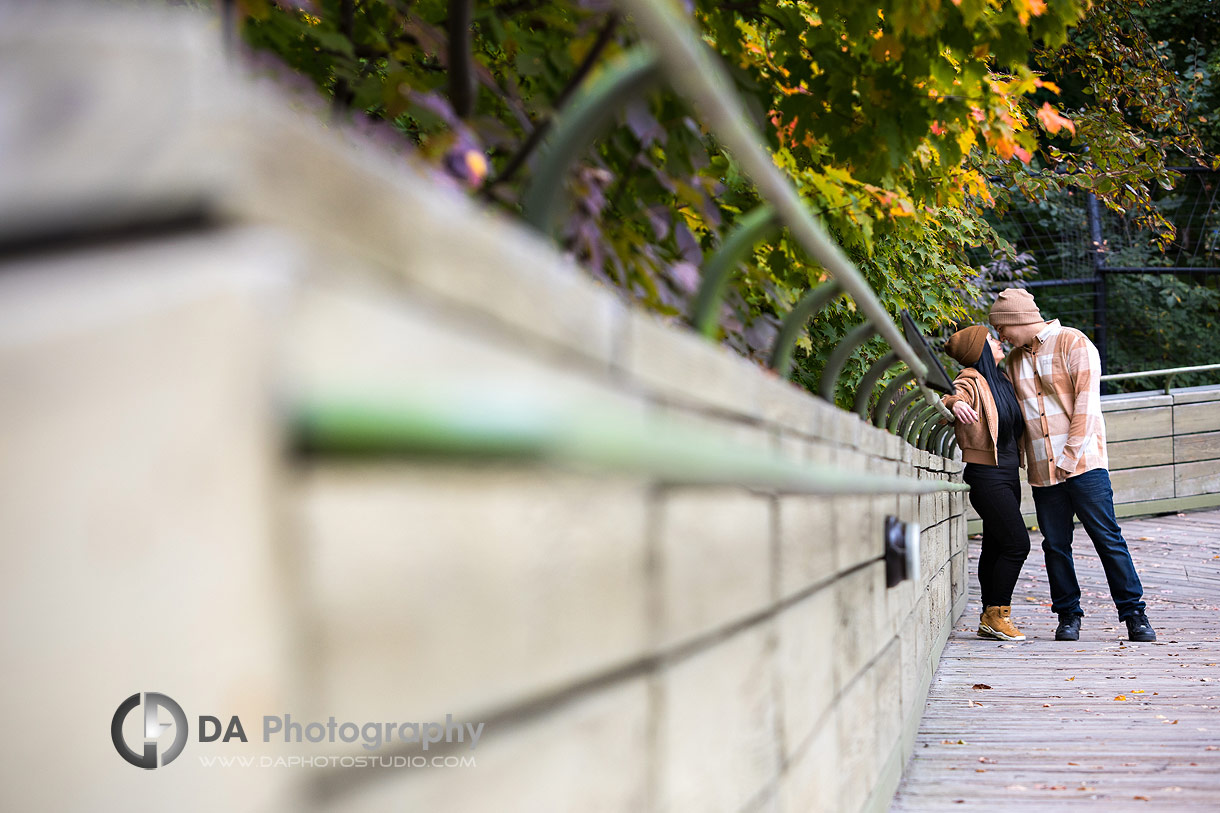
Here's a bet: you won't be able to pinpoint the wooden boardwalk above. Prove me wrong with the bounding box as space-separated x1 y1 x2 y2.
891 508 1220 811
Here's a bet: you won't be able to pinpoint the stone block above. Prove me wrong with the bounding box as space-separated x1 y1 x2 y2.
285 279 632 416
327 678 650 813
832 563 886 692
776 586 837 751
833 451 876 573
898 619 923 730
780 709 840 813
657 626 779 813
1176 431 1220 464
835 663 878 813
1104 406 1172 442
778 495 837 598
656 490 773 646
620 309 765 418
1175 401 1220 435
1108 436 1174 470
295 467 651 723
775 431 809 463
757 375 834 438
0 232 293 813
871 640 904 762
951 549 969 606
1176 460 1220 498
657 406 774 456
855 421 889 457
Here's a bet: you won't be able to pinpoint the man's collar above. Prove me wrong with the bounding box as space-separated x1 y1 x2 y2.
1034 319 1060 346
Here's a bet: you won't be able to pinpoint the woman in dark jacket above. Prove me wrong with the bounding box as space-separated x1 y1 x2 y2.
941 325 1031 641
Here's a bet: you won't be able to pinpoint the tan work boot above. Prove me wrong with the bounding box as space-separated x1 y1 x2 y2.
977 605 1026 641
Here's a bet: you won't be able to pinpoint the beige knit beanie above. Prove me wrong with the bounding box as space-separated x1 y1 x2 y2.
989 287 1042 326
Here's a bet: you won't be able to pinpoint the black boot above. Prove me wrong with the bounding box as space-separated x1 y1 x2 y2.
1125 612 1156 642
1055 613 1082 641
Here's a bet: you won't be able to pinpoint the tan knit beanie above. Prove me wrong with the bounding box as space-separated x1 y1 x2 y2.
945 325 989 366
989 287 1042 326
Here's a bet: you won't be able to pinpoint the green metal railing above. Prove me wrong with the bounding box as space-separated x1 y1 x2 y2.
520 2 958 458
293 388 968 495
1100 363 1220 395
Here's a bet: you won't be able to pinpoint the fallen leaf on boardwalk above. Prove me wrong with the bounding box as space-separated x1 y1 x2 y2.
1043 703 1051 707
1205 746 1219 751
979 757 996 764
1077 786 1096 791
1066 676 1075 681
972 683 992 690
942 739 967 745
976 768 987 773
1132 689 1145 694
1115 695 1128 701
1067 762 1079 765
1134 796 1150 801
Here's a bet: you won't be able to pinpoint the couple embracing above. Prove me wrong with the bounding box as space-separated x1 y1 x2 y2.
941 288 1156 644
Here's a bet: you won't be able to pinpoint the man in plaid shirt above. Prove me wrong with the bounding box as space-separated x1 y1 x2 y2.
988 288 1156 642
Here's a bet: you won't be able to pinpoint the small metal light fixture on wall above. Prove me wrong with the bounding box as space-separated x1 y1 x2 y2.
884 515 921 588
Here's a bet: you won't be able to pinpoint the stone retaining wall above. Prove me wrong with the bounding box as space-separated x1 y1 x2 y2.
0 8 966 812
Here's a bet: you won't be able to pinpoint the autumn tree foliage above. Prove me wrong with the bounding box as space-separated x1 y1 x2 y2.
235 0 1211 403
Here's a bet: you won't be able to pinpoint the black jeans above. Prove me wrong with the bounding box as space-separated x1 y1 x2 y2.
1031 468 1146 620
964 464 1031 607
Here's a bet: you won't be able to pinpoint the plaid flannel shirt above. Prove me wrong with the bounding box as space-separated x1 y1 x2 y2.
1007 320 1108 487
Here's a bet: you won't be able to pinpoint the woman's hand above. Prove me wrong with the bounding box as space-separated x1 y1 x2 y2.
952 401 979 425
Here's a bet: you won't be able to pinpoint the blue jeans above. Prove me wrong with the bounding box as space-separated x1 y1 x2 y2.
1031 468 1146 620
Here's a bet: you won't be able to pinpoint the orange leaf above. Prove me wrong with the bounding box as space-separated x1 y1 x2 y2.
1037 102 1076 135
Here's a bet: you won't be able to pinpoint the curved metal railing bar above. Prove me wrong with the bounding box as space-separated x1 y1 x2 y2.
819 322 879 402
689 204 778 337
522 46 661 235
768 281 843 376
890 389 927 435
874 372 917 428
853 352 900 418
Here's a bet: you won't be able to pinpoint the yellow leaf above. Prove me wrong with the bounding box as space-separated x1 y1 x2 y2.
1114 695 1127 701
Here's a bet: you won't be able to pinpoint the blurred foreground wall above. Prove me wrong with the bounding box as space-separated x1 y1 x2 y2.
0 7 965 812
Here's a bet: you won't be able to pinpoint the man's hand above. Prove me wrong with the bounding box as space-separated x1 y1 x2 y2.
1055 466 1072 481
952 401 979 425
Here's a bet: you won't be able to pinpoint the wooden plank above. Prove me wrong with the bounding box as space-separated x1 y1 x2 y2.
891 509 1220 812
1108 437 1174 470
1175 402 1220 436
1105 407 1173 442
1175 431 1220 464
1176 460 1220 499
1111 465 1175 502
